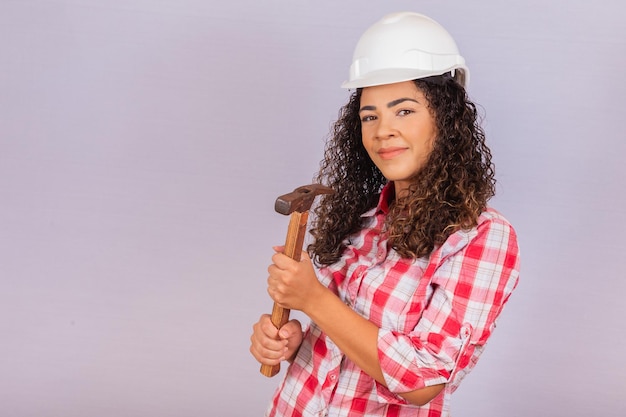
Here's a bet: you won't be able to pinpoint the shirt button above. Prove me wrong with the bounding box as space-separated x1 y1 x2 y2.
330 373 337 381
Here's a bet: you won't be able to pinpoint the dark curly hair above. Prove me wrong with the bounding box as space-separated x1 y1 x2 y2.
308 75 495 265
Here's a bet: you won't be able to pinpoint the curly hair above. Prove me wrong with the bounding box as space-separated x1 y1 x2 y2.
308 75 495 265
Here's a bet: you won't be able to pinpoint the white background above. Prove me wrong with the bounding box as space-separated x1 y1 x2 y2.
1 1 625 416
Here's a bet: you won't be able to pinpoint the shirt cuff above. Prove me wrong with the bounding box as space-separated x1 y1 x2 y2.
377 328 453 393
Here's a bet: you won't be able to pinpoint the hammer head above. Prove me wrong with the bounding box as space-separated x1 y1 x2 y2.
275 184 334 215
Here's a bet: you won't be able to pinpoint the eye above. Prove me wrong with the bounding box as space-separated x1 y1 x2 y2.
397 109 415 117
360 114 377 123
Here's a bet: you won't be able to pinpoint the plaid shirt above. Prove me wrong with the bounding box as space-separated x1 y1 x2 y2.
266 183 520 417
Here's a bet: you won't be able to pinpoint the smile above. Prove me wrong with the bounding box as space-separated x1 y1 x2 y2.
377 147 407 160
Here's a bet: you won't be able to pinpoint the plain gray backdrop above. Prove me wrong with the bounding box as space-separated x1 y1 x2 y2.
1 0 625 416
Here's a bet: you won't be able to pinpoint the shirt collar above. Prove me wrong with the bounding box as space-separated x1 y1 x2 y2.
362 182 395 217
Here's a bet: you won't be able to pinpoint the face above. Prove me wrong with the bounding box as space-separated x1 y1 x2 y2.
359 80 437 196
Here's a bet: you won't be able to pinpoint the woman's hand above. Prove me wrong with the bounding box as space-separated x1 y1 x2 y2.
250 314 303 365
266 247 325 313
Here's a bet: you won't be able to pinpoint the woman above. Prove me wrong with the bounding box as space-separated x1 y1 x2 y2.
250 12 520 417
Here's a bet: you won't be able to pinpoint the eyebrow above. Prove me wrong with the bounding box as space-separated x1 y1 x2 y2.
359 97 420 113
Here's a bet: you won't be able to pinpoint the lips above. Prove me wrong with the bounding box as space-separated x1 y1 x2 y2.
377 147 407 160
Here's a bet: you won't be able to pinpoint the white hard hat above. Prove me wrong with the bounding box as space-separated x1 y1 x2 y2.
341 12 469 89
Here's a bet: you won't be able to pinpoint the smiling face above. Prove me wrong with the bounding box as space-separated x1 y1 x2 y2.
359 80 437 196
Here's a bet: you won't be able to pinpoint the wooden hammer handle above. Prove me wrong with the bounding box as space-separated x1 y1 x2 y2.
260 210 309 377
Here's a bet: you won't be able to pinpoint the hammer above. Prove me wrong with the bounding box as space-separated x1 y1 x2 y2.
260 183 333 377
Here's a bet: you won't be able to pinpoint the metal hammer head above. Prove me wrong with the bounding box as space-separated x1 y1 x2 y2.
275 184 334 215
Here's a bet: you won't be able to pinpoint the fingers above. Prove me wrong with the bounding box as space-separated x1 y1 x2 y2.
266 271 287 307
278 319 302 340
278 319 304 363
271 251 292 270
266 250 317 310
253 246 309 366
278 319 302 347
271 249 309 269
249 315 289 365
266 255 296 306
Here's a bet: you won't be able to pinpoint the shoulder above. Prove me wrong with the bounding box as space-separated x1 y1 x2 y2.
433 207 519 264
426 207 520 304
478 207 516 230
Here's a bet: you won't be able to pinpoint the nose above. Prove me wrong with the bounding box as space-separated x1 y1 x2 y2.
375 114 396 140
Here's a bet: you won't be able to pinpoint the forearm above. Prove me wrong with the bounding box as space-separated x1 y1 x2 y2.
304 286 385 383
303 286 444 405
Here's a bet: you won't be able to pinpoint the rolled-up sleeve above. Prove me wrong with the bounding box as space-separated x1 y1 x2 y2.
377 214 520 394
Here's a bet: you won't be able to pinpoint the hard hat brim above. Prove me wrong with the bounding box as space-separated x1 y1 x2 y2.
341 67 468 89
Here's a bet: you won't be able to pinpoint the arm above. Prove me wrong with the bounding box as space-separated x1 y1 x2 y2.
268 249 444 406
267 215 519 405
304 285 444 405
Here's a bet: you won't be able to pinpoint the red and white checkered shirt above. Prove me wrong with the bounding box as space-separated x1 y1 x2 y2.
266 183 520 417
